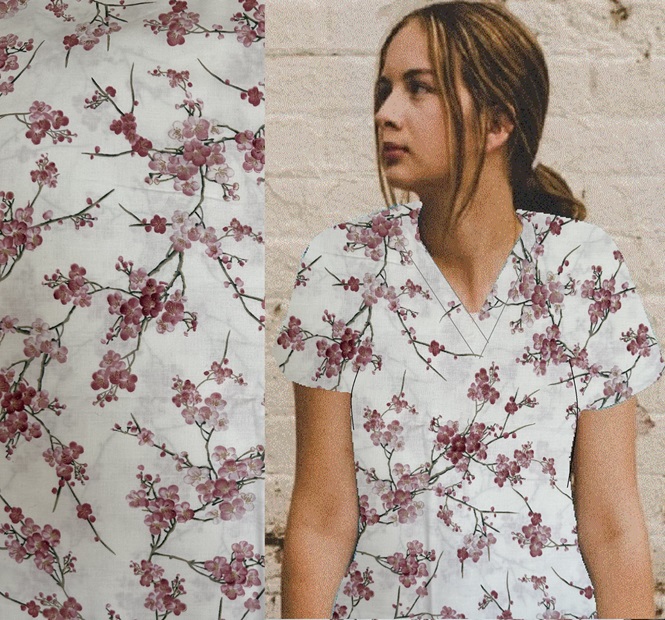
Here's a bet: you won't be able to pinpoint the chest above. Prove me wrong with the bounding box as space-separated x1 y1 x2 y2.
348 264 581 481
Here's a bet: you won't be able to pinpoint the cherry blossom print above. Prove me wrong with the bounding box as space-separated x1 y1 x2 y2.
82 66 265 328
0 173 108 283
143 0 265 48
0 311 114 554
456 529 497 574
275 257 383 391
477 580 515 618
1 1 263 615
332 562 375 619
129 560 187 617
274 201 665 618
0 494 78 592
0 0 28 20
43 251 201 406
1 591 85 620
0 99 76 145
58 1 159 66
199 60 266 110
234 127 265 175
111 339 264 616
385 540 436 588
0 34 40 97
511 512 556 558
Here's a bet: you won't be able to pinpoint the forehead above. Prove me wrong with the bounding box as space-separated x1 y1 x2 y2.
381 18 432 75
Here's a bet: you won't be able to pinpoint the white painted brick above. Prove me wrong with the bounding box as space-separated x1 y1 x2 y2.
637 421 665 476
575 174 665 236
267 113 375 177
539 115 665 175
265 543 282 582
317 0 416 55
266 414 296 475
264 175 384 245
267 55 377 116
637 472 665 582
268 0 418 56
265 588 281 620
548 56 594 119
266 0 332 55
608 234 664 294
510 0 665 59
589 57 665 117
266 472 293 534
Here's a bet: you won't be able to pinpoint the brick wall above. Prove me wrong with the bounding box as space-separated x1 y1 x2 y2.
266 1 665 617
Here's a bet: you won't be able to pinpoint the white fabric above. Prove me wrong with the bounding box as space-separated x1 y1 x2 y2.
273 200 665 619
0 1 264 618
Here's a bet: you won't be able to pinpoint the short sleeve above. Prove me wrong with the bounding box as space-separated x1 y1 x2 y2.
271 232 379 393
569 225 665 411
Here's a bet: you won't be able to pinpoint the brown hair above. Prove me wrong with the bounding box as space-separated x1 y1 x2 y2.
374 0 587 227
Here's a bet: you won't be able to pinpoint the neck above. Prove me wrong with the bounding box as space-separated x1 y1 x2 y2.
416 163 519 270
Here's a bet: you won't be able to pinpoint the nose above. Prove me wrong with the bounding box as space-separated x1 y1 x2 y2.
375 88 403 130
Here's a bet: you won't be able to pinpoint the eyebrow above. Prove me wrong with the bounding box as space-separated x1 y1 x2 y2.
377 68 435 83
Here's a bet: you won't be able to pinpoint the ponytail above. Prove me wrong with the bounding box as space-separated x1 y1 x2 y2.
513 163 587 221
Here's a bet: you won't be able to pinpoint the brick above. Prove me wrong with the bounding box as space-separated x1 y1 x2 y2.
548 56 594 118
539 115 665 175
266 415 296 475
578 174 665 237
589 57 665 118
265 473 293 533
267 112 375 177
267 55 376 116
510 0 665 59
636 472 665 581
265 590 281 620
265 0 332 55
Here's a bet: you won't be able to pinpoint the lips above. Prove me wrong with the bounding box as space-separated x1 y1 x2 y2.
382 142 408 157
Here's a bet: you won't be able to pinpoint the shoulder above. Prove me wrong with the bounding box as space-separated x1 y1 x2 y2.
519 209 617 266
300 201 415 259
519 208 602 242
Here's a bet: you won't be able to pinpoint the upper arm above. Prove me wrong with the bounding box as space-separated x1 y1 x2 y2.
289 383 358 534
571 396 642 540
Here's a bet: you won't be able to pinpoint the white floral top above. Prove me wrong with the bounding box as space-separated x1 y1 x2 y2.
273 200 665 620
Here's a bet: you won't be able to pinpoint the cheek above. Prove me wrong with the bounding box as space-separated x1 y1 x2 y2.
419 114 448 150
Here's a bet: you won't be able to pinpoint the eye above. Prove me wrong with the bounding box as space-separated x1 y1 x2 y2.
375 80 392 107
407 80 434 96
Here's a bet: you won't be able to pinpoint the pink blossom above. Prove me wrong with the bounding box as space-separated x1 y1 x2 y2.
234 129 254 151
182 117 210 140
242 86 263 106
206 162 234 184
626 323 653 357
30 154 59 188
173 176 200 196
235 23 257 47
182 138 211 167
341 560 375 602
145 215 167 234
76 503 95 522
439 606 467 619
385 541 433 588
0 315 18 333
467 364 500 404
149 152 169 173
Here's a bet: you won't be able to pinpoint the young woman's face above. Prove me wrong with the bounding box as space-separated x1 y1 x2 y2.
375 18 475 197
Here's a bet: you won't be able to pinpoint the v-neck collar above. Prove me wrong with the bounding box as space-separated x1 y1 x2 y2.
398 200 535 357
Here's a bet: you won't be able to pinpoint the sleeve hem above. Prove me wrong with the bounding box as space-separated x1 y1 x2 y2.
583 356 665 411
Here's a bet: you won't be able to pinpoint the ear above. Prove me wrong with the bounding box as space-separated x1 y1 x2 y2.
485 105 515 153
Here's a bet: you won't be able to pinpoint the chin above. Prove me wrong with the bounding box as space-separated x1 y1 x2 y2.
383 173 417 194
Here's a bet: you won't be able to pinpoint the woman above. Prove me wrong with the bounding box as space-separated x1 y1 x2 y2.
273 2 664 618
